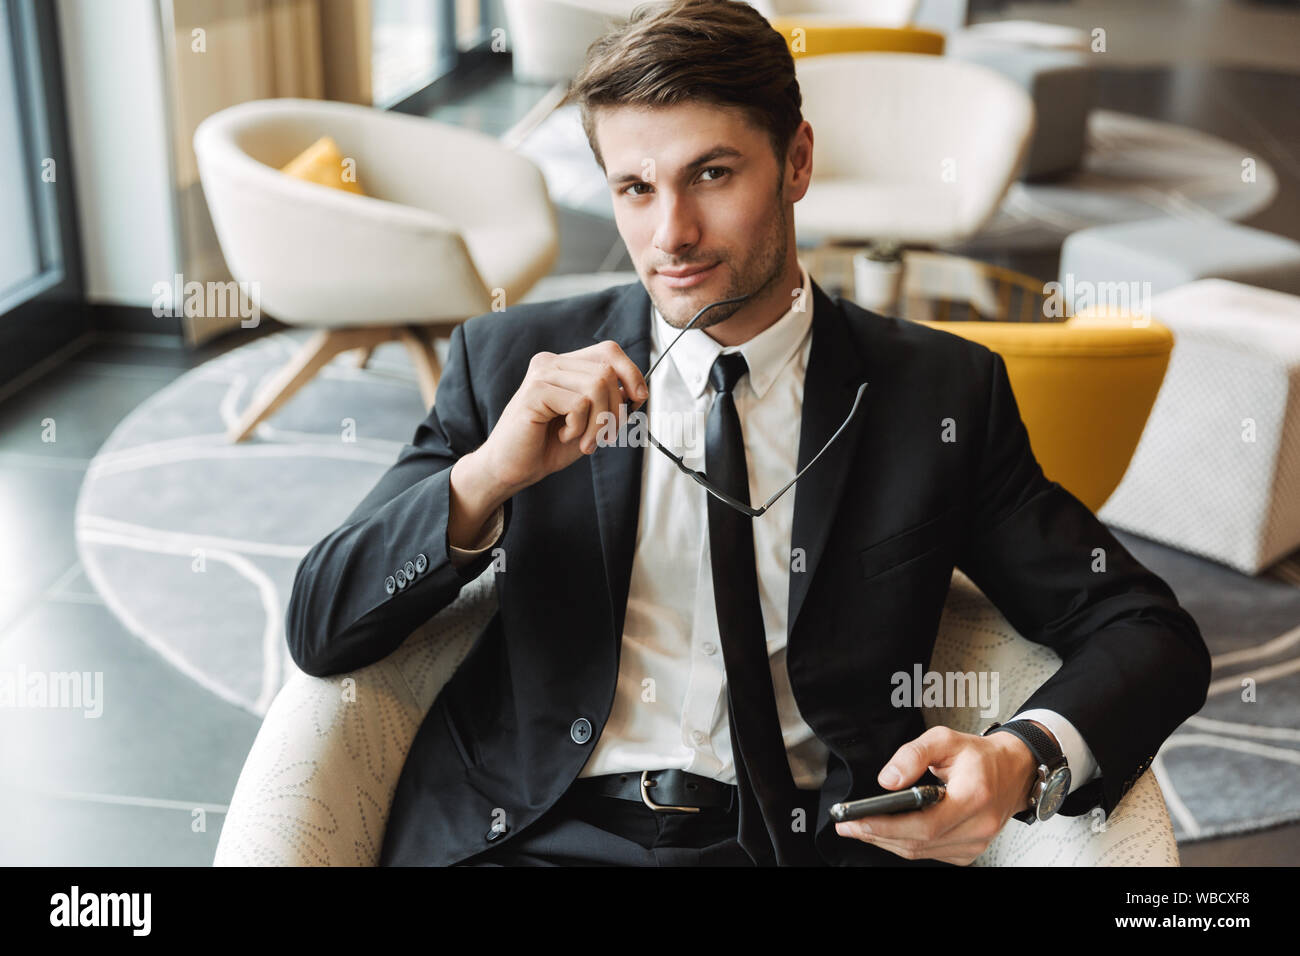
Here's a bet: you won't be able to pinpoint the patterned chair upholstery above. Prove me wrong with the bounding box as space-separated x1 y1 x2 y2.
213 565 1179 866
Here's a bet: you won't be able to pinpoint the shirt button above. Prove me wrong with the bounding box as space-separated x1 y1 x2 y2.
384 575 396 595
700 642 717 655
691 730 708 746
395 568 408 589
414 553 428 573
570 717 593 744
404 560 416 579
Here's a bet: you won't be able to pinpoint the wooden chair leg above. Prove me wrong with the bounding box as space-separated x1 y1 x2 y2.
227 327 394 442
399 327 441 409
354 345 375 369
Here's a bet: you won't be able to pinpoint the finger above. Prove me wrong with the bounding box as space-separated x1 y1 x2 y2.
577 341 649 404
573 367 617 455
877 725 961 790
530 382 592 443
543 364 636 429
835 821 991 862
837 802 1001 848
550 358 639 449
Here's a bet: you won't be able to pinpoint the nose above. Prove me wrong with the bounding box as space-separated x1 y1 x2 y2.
652 190 701 259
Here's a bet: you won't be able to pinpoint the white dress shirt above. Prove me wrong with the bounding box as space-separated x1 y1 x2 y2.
448 260 1100 796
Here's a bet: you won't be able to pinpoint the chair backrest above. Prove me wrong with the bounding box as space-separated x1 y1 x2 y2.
754 0 920 26
795 52 1034 235
916 316 1174 512
769 18 946 57
193 99 515 323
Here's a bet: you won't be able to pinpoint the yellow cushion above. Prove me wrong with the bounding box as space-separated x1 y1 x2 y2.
279 135 366 196
914 318 1173 512
767 19 946 58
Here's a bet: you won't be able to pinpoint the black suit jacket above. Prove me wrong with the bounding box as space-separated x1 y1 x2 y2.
284 277 1211 866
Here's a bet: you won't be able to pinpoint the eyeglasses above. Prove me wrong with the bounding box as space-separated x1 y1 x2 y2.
635 292 869 517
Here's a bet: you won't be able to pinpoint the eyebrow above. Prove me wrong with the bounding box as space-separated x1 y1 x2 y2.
608 145 744 187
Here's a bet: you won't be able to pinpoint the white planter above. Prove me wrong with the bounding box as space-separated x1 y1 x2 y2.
853 252 904 314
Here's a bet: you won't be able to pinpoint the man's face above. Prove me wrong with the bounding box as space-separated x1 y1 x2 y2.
597 102 807 332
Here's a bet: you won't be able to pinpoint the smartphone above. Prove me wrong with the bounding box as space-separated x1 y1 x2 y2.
829 784 947 822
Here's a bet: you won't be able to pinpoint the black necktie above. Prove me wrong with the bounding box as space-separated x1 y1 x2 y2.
705 352 819 866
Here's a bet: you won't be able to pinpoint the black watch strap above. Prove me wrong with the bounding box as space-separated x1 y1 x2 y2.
983 720 1061 763
982 720 1065 823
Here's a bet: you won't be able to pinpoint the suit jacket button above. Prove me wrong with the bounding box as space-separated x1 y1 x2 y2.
485 820 509 842
570 717 593 744
395 568 408 589
384 575 396 595
404 560 416 579
414 553 428 573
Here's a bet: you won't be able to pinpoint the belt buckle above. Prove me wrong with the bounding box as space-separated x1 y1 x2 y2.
640 771 702 813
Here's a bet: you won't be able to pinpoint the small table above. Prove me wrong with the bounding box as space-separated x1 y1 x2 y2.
802 246 1061 323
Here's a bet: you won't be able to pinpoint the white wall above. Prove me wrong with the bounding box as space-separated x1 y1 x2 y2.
56 0 180 307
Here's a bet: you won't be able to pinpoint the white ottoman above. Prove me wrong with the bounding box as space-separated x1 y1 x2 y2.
1060 218 1300 312
1097 280 1300 574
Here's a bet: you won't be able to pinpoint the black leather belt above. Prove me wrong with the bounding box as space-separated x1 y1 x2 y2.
574 770 736 812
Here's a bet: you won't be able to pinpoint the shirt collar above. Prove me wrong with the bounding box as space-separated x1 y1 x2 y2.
650 260 813 401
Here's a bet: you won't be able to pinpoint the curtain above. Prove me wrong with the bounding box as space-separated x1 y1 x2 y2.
164 0 372 343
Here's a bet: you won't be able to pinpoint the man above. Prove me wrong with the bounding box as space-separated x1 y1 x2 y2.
284 0 1210 867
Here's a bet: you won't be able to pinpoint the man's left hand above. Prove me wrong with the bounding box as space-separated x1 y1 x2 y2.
833 724 1040 866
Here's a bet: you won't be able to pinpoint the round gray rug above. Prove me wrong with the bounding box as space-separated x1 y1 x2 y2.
73 272 636 718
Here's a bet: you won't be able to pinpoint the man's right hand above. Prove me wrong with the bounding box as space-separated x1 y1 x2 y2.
448 340 648 548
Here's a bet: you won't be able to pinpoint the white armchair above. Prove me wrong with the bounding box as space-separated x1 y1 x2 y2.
213 566 1180 867
793 51 1034 247
502 0 634 86
194 98 559 440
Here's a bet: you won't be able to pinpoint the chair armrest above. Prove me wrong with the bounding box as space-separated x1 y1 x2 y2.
926 569 1180 866
214 570 499 866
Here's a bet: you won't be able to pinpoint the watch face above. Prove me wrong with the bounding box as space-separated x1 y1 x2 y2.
1037 767 1071 819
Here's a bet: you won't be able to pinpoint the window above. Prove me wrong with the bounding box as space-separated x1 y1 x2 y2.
0 0 65 314
371 0 452 108
371 0 493 109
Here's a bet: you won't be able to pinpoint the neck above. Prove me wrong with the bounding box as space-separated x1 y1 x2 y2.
704 254 803 348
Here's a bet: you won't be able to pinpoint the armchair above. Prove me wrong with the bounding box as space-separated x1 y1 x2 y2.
214 303 1182 866
194 98 559 440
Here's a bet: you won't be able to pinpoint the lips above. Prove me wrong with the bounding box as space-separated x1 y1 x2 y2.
656 262 721 290
658 262 717 278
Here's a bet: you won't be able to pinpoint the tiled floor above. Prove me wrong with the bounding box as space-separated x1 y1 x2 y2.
1 52 1297 866
0 333 267 865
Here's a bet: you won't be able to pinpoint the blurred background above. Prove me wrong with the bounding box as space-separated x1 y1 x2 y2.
0 0 1298 867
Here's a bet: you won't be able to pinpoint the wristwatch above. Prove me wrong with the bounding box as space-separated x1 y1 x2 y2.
982 720 1071 824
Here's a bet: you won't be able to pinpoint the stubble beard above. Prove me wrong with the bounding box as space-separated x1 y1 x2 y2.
650 186 791 333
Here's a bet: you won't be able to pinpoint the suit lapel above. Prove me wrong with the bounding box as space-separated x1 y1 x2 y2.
589 281 653 642
787 280 870 642
584 277 870 647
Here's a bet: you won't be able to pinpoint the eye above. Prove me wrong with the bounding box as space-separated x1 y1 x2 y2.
620 166 732 197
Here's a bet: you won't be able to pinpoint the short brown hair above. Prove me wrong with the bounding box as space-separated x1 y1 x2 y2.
560 0 803 175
